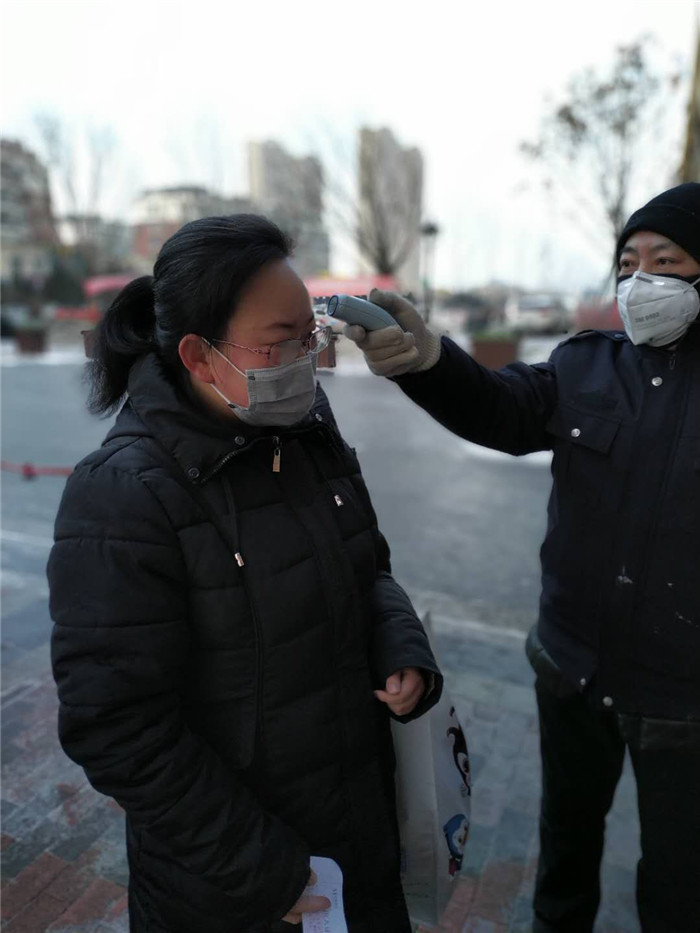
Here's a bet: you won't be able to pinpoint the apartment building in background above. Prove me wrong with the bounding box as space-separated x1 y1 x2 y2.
1 139 56 284
248 141 330 278
131 186 255 269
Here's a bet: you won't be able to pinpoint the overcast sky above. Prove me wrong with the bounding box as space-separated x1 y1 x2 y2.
2 0 698 292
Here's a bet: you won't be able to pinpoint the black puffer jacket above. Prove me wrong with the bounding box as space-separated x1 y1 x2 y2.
48 353 442 933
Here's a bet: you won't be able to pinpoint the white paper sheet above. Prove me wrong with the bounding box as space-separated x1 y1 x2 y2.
302 856 348 933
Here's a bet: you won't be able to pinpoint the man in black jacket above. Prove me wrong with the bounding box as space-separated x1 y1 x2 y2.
345 183 700 933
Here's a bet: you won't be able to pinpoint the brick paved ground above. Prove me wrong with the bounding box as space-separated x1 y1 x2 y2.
1 588 640 932
1 675 130 931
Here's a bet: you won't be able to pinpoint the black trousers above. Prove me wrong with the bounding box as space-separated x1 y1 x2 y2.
533 681 700 933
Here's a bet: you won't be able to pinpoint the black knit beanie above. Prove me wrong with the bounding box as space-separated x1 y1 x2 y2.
616 182 700 265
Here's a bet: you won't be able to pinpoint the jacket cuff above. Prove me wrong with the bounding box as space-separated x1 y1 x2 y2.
259 827 311 924
392 337 450 386
272 848 312 924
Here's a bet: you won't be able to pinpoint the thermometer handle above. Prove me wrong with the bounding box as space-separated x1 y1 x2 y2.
327 294 397 331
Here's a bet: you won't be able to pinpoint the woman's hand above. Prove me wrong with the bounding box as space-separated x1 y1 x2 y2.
374 667 426 716
282 870 331 925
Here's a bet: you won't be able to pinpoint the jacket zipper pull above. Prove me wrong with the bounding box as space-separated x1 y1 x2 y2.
234 552 245 567
272 437 281 473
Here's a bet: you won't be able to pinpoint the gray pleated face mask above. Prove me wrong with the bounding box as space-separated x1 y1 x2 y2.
206 341 317 427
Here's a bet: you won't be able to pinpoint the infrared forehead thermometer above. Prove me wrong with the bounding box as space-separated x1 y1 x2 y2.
327 294 396 330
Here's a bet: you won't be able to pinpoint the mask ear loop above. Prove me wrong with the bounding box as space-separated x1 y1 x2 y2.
683 276 700 325
200 338 249 411
203 338 247 378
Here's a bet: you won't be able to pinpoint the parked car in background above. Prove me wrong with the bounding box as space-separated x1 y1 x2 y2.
53 274 138 325
504 292 572 335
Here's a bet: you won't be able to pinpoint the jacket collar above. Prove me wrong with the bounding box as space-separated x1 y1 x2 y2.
681 319 700 351
105 352 324 481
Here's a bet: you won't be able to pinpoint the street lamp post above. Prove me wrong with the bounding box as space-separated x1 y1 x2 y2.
420 221 439 324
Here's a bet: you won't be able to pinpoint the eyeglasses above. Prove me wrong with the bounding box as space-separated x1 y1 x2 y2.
211 325 331 367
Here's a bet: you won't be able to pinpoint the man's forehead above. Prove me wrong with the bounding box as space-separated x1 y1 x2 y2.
622 232 679 253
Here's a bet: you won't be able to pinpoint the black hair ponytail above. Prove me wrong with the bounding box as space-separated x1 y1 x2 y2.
86 214 293 416
87 276 157 415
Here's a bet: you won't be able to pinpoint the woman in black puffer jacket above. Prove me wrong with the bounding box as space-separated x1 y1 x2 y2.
48 214 442 933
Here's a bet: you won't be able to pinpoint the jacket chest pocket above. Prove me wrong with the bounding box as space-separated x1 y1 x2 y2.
546 405 621 511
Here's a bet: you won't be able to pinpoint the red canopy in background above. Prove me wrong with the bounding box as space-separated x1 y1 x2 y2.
305 275 397 299
84 274 136 298
56 273 399 323
84 274 397 301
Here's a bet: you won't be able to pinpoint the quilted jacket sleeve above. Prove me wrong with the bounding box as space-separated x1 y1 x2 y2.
395 336 559 455
320 386 443 724
369 531 443 723
48 460 310 929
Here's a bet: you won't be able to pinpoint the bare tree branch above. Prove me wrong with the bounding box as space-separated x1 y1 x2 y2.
304 123 423 280
87 126 116 219
35 112 78 215
522 36 684 259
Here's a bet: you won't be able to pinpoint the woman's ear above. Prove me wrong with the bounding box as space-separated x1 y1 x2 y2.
179 334 215 383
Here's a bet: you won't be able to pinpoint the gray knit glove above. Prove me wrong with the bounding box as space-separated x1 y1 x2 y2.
343 289 442 377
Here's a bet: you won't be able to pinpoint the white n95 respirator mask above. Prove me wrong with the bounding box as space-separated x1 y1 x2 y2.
617 272 700 347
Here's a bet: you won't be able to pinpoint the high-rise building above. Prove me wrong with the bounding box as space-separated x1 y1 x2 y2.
248 141 330 277
357 128 423 295
1 139 56 284
131 186 255 268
